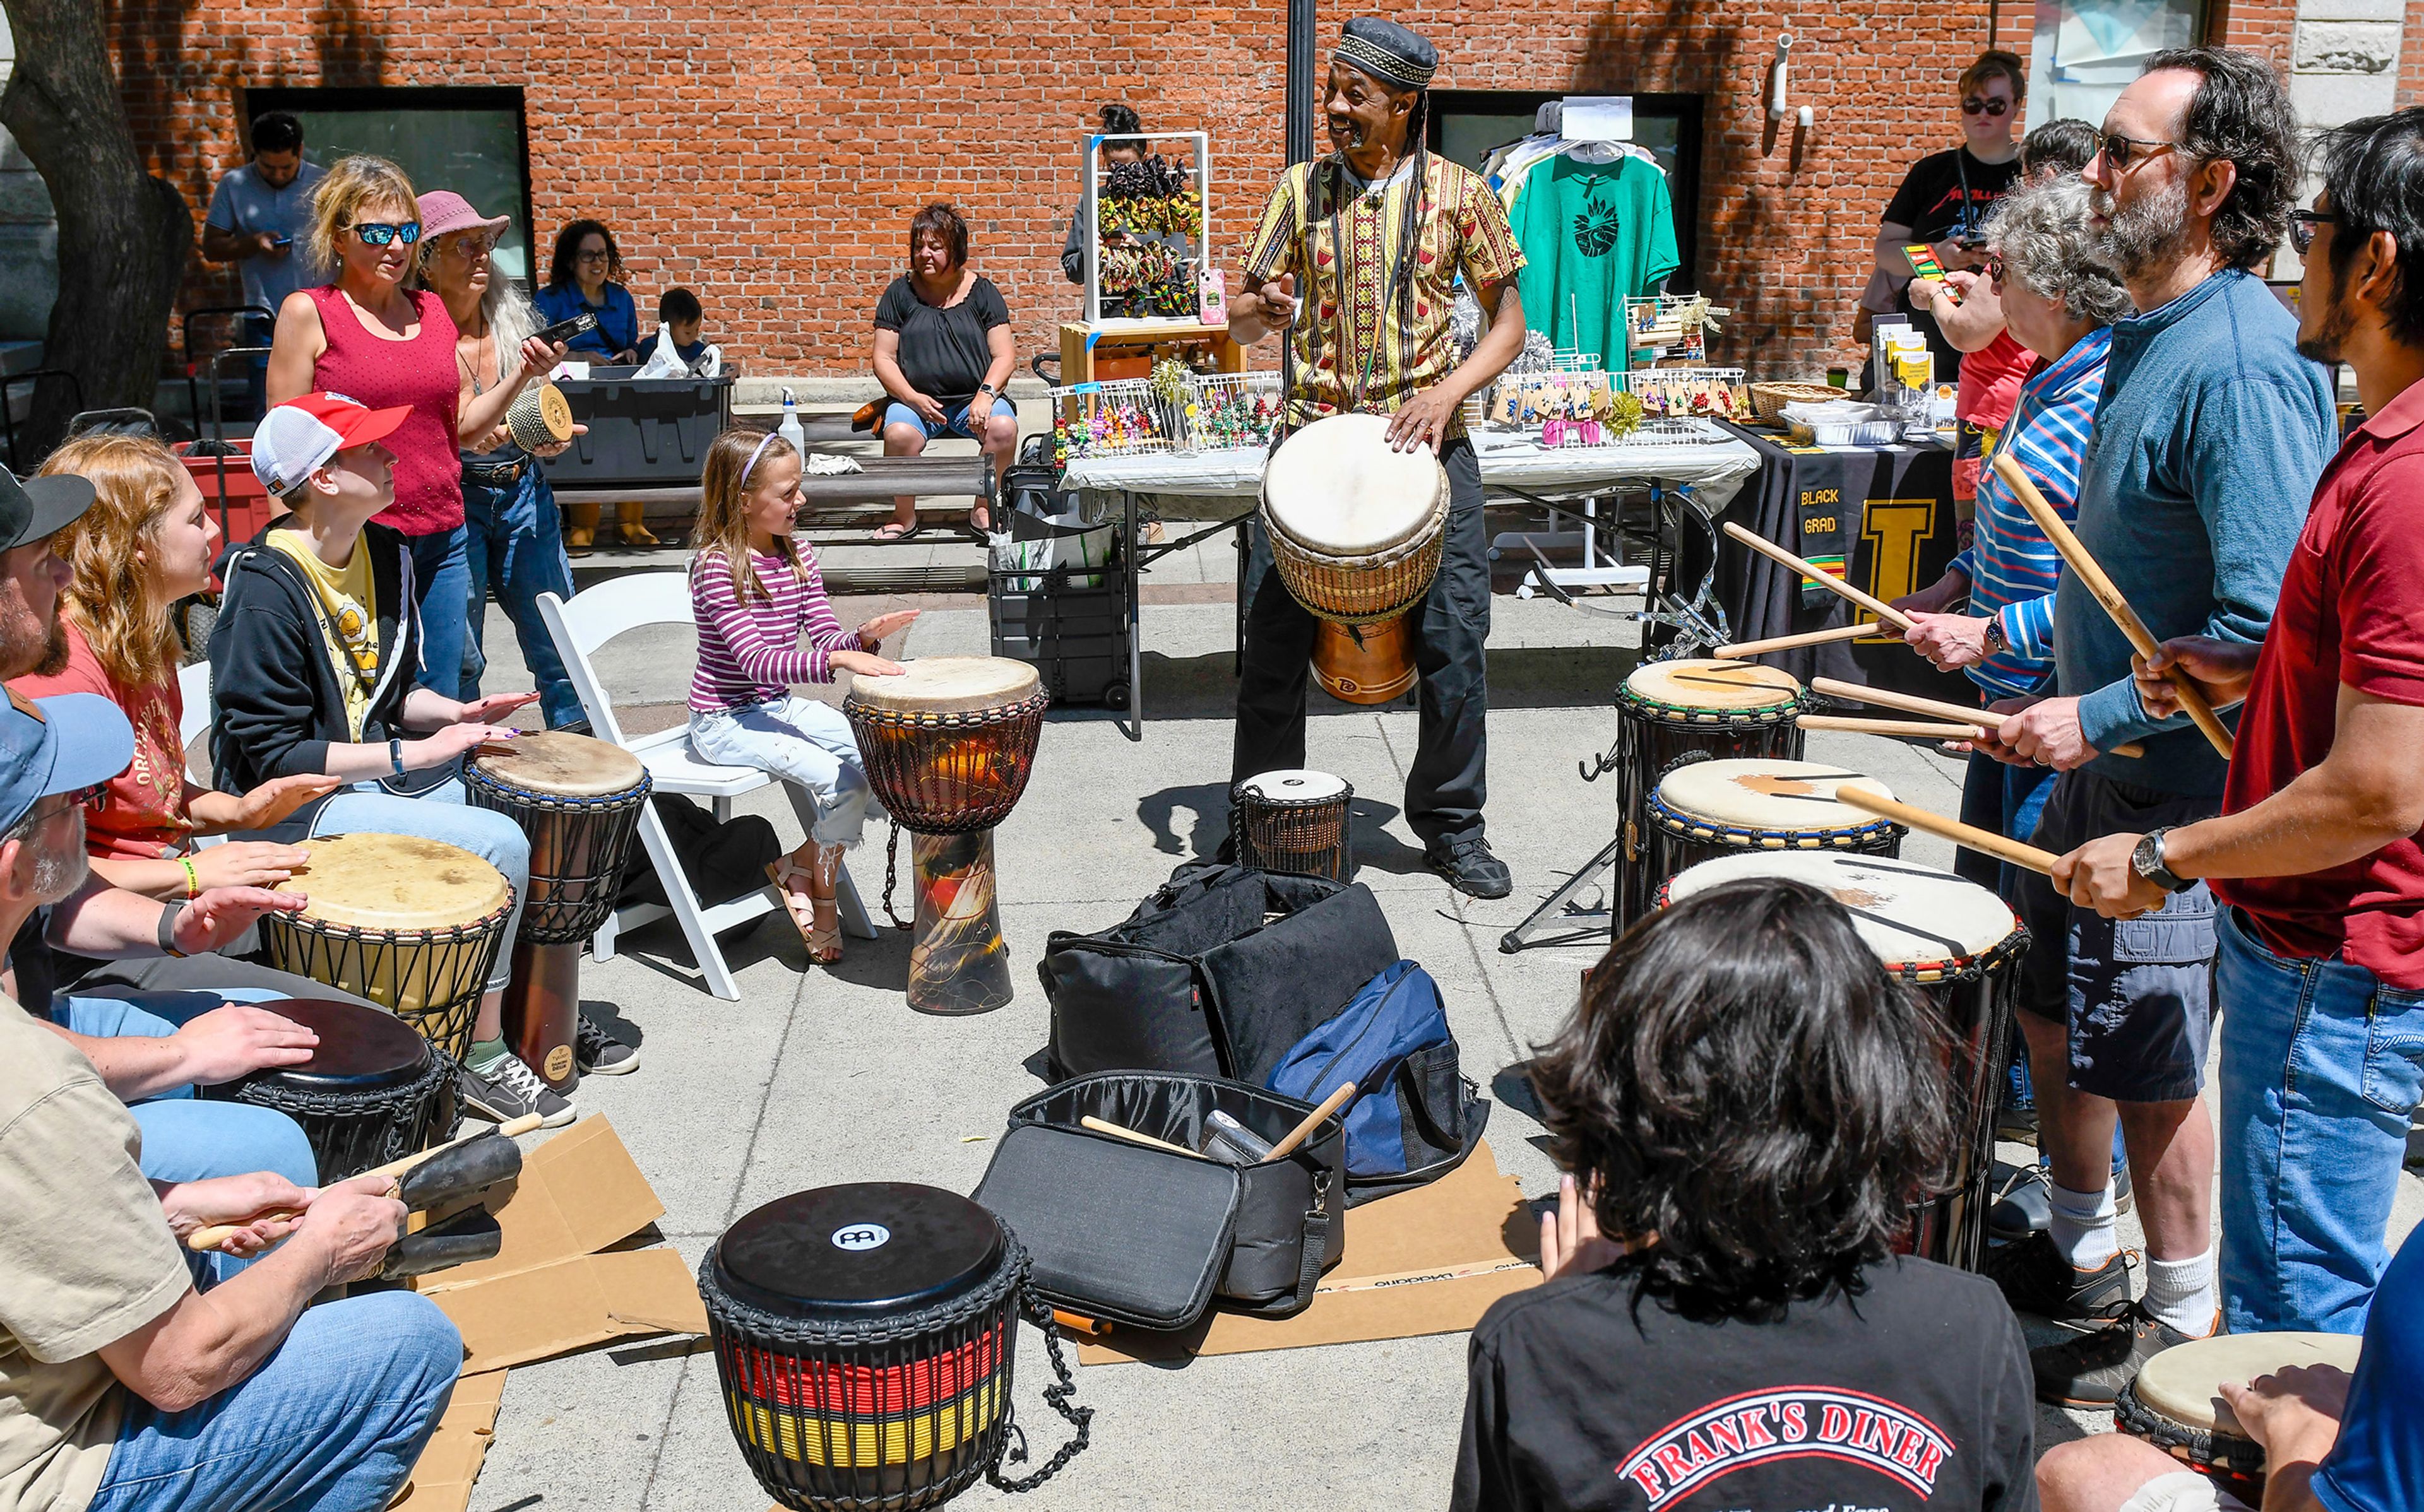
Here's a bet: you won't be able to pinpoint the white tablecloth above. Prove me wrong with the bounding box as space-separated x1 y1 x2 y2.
1061 429 1762 516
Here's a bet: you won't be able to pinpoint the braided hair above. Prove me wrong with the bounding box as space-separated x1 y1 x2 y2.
1292 83 1432 422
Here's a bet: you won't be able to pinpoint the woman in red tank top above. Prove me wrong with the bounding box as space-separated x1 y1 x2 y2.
266 155 561 706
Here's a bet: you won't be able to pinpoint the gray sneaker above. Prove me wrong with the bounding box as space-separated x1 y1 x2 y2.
460 1055 575 1128
575 1015 639 1075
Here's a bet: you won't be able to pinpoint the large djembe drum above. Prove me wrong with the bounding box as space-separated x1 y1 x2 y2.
464 732 652 1089
1608 660 1805 928
202 998 460 1179
845 658 1046 1016
1261 413 1449 706
2118 1332 2363 1501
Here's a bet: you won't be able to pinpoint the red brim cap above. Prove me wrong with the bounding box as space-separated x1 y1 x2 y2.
326 402 413 451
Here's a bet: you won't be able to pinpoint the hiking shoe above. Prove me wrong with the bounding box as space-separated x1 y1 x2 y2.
1988 1161 2052 1242
460 1056 575 1128
1983 1230 2132 1323
1428 834 1512 899
2032 1302 2212 1408
576 1015 639 1075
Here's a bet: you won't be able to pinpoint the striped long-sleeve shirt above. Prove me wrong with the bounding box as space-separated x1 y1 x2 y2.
1947 326 2110 700
687 541 864 714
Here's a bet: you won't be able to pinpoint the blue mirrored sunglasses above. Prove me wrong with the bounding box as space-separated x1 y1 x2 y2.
347 221 422 247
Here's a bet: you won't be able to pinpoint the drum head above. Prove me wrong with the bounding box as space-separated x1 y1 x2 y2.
277 833 512 929
247 998 431 1090
2135 1333 2362 1435
1663 851 2021 967
1625 659 1800 712
1656 760 1894 832
1262 413 1447 557
716 1183 1004 1319
1237 769 1350 804
474 730 647 797
847 656 1041 716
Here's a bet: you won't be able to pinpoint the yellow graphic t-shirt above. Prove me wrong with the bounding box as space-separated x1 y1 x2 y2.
268 531 380 740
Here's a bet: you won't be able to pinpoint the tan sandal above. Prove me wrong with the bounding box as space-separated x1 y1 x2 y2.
766 858 841 964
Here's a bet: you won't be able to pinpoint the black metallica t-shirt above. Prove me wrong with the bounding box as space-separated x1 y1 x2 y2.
1453 1256 2038 1512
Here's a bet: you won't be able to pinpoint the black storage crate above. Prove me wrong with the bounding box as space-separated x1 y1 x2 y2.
989 468 1130 707
540 371 734 488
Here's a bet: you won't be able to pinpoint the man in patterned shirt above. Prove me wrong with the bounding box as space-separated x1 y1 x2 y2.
1227 16 1528 898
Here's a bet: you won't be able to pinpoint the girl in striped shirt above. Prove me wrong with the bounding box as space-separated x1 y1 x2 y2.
687 428 917 962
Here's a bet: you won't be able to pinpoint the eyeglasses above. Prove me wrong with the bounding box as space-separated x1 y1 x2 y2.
346 221 422 247
441 233 498 259
2288 209 2340 256
575 249 611 265
2099 133 2182 172
1962 97 2012 118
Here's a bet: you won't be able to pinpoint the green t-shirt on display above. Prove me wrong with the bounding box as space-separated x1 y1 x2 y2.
1511 155 1680 373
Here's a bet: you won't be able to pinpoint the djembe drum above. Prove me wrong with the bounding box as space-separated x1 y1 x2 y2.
699 1183 1088 1510
1643 758 1904 900
845 658 1046 1017
2118 1333 2363 1501
1261 413 1449 706
1608 659 1805 926
1231 769 1353 881
1661 850 2027 1271
258 834 516 1060
464 732 651 1089
201 998 460 1180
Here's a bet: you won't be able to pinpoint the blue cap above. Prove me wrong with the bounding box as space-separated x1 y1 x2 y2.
0 691 135 835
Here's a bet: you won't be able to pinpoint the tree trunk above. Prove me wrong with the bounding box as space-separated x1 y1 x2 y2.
1 0 190 459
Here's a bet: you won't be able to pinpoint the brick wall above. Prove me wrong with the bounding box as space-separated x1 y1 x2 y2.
102 0 2347 380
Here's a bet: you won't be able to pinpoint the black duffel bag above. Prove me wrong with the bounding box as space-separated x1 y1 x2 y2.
1038 862 1399 1083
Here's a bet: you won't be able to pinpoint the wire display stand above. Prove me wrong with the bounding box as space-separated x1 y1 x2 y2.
1624 366 1753 420
1078 131 1212 327
1183 372 1283 454
1048 379 1184 463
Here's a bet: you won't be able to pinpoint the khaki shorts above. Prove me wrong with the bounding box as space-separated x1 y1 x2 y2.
2118 1471 2254 1512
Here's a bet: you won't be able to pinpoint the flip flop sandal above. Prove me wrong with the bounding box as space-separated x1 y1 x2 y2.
764 859 842 964
873 521 924 541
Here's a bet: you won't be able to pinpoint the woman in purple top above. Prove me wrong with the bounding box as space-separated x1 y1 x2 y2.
685 427 917 964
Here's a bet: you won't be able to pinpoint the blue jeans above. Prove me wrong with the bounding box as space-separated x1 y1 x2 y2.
882 394 1015 439
92 1290 462 1512
462 464 581 728
404 526 473 701
2217 906 2424 1334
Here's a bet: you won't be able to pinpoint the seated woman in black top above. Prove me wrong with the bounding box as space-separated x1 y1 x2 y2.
870 203 1015 538
1455 880 2038 1512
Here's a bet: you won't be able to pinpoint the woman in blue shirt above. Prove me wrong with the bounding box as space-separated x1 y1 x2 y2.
535 218 650 548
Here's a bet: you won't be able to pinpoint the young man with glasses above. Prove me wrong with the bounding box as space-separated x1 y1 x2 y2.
1981 48 2336 1405
2053 106 2424 1342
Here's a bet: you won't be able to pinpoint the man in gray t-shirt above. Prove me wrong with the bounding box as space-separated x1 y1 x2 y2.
201 112 328 315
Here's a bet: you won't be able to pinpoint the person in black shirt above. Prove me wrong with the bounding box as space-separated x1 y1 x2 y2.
1062 103 1148 285
1454 879 2038 1512
1857 50 2028 385
871 202 1016 538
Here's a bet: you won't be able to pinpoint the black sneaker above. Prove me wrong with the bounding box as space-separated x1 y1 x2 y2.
1427 834 1512 899
575 1015 639 1075
1988 1161 2052 1242
1982 1230 2132 1322
2032 1301 2213 1408
460 1055 575 1128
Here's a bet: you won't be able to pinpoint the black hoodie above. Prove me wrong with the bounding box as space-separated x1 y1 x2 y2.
207 518 424 798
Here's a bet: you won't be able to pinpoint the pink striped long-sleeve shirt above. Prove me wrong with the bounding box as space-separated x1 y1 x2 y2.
687 541 864 714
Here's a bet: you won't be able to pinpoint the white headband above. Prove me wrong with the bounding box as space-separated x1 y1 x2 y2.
742 428 782 485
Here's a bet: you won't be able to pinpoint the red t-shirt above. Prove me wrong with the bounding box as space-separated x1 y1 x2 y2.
2214 381 2424 989
1955 331 2031 429
8 619 190 859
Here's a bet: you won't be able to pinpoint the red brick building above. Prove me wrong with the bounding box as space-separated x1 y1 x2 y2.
85 0 2423 379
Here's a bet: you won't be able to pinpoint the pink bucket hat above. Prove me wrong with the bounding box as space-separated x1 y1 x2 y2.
417 190 510 241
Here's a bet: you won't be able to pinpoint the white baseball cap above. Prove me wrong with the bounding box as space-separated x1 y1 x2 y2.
251 391 412 496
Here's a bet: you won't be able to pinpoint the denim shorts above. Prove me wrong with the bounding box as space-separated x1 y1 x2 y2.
2014 768 2220 1103
884 394 1015 440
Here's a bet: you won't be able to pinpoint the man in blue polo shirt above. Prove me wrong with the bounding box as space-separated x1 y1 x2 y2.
201 112 327 416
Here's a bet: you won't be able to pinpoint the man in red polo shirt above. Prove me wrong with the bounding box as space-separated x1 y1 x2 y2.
2054 107 2424 1338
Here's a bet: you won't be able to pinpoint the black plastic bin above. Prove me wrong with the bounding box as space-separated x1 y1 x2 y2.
540 370 733 488
989 478 1129 708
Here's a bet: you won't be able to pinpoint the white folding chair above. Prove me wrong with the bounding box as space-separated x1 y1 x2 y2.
537 574 876 1000
175 659 231 851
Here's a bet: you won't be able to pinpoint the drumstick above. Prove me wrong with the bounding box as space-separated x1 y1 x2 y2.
186 1114 546 1251
1810 677 2146 759
1799 715 1988 740
1267 1082 1358 1161
1990 451 2233 760
1052 1309 1112 1336
1723 523 1919 633
1714 621 1884 658
1079 1115 1208 1159
1829 786 2059 876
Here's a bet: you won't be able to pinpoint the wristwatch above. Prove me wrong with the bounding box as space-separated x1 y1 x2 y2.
1981 616 2008 656
2132 827 2195 894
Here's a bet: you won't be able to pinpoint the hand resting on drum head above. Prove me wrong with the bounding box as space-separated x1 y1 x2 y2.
183 772 343 839
170 1003 323 1089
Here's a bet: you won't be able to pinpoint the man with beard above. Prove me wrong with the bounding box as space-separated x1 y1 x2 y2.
1978 47 2336 1405
1225 17 1528 899
2053 108 2424 1341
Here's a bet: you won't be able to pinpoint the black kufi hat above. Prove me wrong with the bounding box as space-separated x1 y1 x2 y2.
1334 16 1437 91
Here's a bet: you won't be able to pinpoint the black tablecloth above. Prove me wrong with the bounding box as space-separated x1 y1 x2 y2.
1714 423 1975 705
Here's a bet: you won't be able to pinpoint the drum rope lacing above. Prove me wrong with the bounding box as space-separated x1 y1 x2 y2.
218 1044 458 1116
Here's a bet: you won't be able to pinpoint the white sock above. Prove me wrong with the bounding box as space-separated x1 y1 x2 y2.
2144 1250 2218 1336
2047 1180 2119 1270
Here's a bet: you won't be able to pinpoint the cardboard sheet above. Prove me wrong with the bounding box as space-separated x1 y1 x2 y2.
390 1369 505 1512
1079 1140 1541 1364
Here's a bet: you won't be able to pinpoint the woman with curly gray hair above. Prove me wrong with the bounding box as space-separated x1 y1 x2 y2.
1895 174 2132 896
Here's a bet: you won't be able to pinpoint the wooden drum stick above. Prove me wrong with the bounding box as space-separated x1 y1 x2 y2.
1810 676 2144 759
1990 451 2233 760
1723 522 1919 633
1798 715 1987 740
187 1113 546 1252
1714 621 1883 658
1831 787 2059 876
1079 1115 1208 1159
1267 1082 1358 1161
